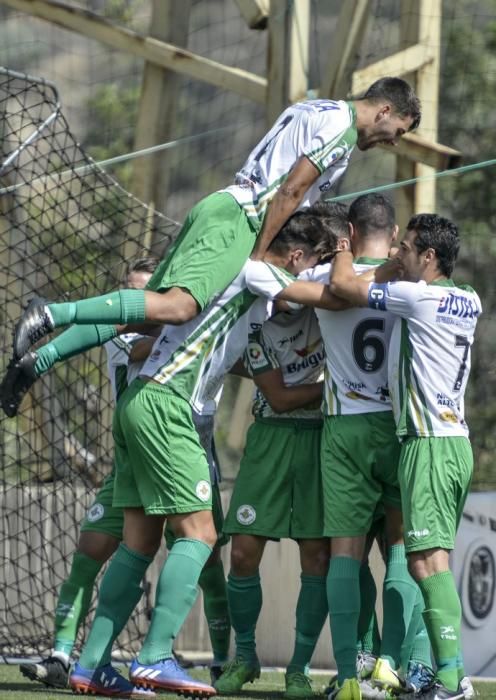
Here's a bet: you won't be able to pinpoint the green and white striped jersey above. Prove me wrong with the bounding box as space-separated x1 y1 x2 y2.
368 279 482 438
140 260 295 413
301 260 395 415
244 306 324 420
104 333 142 402
223 100 357 229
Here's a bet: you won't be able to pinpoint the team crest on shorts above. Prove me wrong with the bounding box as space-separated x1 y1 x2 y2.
87 503 105 522
236 505 256 525
196 480 211 502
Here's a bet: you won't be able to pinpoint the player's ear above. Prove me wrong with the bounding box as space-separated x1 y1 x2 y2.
391 224 399 242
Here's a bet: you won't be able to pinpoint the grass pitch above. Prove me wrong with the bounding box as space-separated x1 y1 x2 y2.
1 664 496 700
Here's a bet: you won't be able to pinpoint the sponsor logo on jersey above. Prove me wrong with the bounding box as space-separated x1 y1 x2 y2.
195 480 211 502
86 503 105 522
439 410 458 423
407 528 429 538
437 393 455 407
278 329 304 347
237 505 256 525
160 335 170 344
250 322 263 331
437 293 480 328
287 350 324 374
150 350 161 361
294 338 321 358
247 342 268 370
319 181 332 192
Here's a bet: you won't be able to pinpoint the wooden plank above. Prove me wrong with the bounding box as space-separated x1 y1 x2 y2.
351 43 435 95
381 132 461 171
234 0 269 29
131 0 192 234
288 0 310 103
413 0 441 213
267 0 310 124
1 0 267 103
321 0 371 99
267 0 289 124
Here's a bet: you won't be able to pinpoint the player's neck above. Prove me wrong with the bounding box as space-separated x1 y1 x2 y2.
352 240 390 260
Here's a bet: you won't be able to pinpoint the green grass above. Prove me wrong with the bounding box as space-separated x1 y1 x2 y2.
1 664 496 700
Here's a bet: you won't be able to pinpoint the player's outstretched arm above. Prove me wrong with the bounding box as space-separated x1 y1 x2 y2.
276 279 350 311
254 366 323 414
251 157 319 260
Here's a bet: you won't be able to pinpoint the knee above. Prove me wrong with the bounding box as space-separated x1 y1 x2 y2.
300 541 330 577
230 542 260 577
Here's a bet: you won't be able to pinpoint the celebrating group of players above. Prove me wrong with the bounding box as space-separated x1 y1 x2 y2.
1 76 481 700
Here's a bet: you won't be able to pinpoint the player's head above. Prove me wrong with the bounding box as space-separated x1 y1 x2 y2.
267 210 336 274
304 201 351 254
354 77 421 151
125 256 159 289
396 213 460 281
349 193 397 248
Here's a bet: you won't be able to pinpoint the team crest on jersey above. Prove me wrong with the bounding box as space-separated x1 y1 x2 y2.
87 503 105 522
237 505 256 525
195 480 211 502
247 342 267 370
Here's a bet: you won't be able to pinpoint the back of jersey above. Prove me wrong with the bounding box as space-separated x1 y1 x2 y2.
304 261 394 415
223 100 356 229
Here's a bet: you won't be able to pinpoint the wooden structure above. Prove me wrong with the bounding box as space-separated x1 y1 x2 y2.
2 0 459 224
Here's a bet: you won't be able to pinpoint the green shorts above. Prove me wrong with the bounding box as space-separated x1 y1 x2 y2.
147 192 257 309
112 379 212 515
80 469 123 540
165 481 228 549
399 436 473 553
224 418 325 539
322 411 401 537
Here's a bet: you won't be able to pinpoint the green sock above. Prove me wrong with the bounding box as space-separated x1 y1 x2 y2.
35 324 117 375
138 538 212 664
381 544 418 669
357 563 380 655
287 574 328 674
53 551 104 656
419 571 462 692
227 572 262 664
47 289 146 327
79 544 152 669
456 648 465 682
199 560 230 665
327 556 361 683
401 588 432 671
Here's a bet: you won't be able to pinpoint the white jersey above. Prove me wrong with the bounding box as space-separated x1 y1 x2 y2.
223 100 356 229
368 279 482 438
301 259 395 415
244 306 324 420
140 260 295 413
104 333 142 402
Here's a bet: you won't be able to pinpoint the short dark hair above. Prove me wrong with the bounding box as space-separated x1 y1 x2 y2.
361 77 421 131
304 201 350 240
126 256 159 276
349 193 396 238
269 211 337 259
407 213 460 277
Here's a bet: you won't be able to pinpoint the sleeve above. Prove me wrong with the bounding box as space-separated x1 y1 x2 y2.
367 281 424 317
245 260 295 299
243 327 280 377
304 106 352 174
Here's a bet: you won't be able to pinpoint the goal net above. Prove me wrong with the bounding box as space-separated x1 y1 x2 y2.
0 66 179 659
